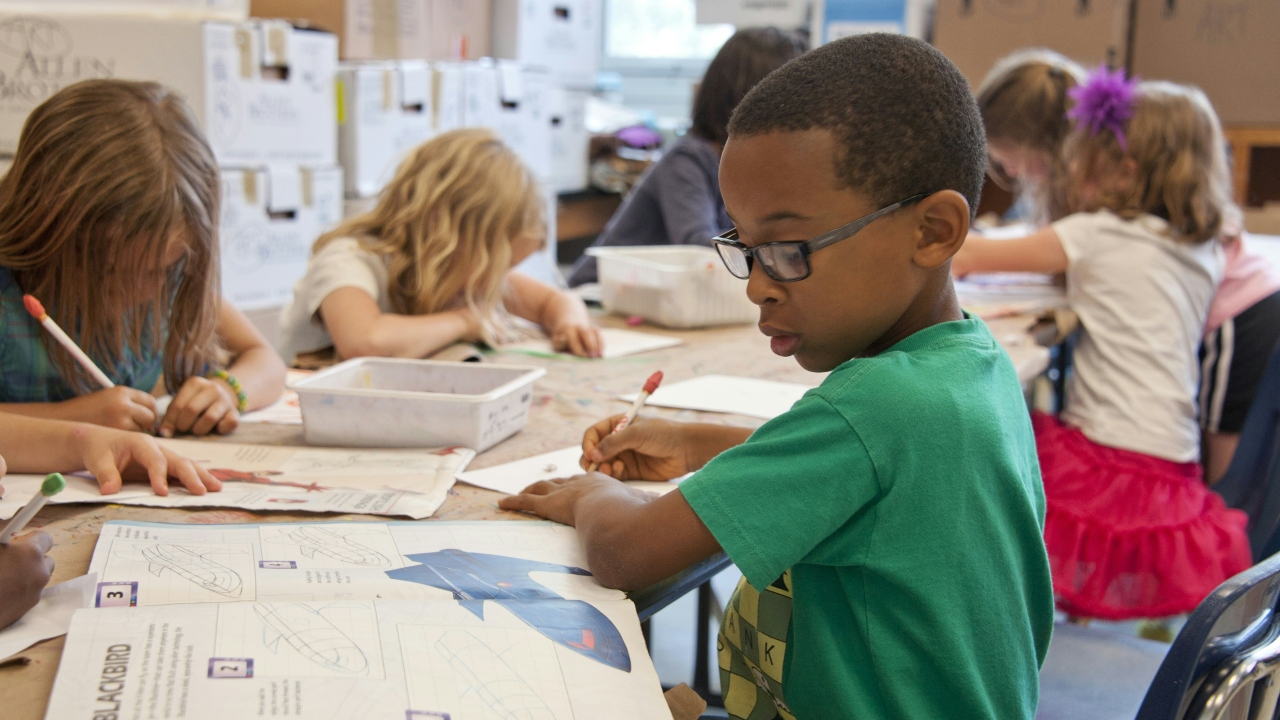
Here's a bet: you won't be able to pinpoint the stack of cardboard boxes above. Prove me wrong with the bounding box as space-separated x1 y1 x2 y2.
0 2 343 312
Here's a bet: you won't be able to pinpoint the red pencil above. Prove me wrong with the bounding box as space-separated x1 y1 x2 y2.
587 371 663 473
23 294 115 389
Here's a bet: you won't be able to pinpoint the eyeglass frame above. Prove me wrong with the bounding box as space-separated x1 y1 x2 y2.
710 192 930 283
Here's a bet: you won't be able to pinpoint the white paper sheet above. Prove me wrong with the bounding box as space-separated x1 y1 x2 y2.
501 328 683 359
46 521 673 719
0 572 96 660
456 446 685 497
622 374 815 420
0 440 475 521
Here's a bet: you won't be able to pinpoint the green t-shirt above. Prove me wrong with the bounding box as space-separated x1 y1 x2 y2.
680 316 1053 719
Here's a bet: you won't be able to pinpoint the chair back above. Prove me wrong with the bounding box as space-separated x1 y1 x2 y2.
1135 552 1280 719
1214 341 1280 561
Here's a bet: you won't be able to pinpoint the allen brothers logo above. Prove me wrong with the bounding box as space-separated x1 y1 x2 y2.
0 17 114 103
92 643 131 720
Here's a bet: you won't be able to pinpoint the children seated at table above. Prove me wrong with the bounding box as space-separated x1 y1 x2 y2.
501 34 1053 718
277 129 601 364
0 80 286 437
954 69 1252 620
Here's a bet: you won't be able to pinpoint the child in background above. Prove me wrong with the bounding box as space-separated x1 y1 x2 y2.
954 70 1251 620
566 28 805 286
976 49 1085 224
502 35 1053 718
0 413 219 628
278 129 600 363
0 80 286 438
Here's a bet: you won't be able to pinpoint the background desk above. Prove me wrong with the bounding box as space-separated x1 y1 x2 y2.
1 312 1049 719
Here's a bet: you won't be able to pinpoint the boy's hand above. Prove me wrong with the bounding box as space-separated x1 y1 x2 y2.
72 425 221 497
61 386 157 433
582 416 695 481
550 321 603 358
497 474 648 525
0 531 53 629
158 376 239 438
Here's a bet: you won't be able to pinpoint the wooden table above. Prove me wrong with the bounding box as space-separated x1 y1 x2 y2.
1 312 1050 719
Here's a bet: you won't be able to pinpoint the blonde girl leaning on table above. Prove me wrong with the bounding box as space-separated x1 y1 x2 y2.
0 80 286 438
954 71 1251 622
277 128 601 363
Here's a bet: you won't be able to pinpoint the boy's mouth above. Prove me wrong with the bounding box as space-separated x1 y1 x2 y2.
760 324 802 356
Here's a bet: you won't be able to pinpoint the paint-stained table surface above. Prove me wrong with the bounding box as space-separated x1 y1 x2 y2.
1 312 1049 718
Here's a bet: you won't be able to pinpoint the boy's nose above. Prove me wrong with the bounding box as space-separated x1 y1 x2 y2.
745 264 784 306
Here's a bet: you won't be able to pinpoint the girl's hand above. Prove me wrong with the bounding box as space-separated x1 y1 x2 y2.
581 415 695 481
551 321 603 358
0 531 53 630
951 234 983 278
158 376 239 438
60 386 157 432
452 306 485 345
72 424 221 496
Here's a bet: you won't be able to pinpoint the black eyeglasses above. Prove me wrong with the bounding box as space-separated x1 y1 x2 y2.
711 193 929 282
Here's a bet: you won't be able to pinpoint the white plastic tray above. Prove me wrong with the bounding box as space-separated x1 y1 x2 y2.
292 358 546 451
587 245 757 328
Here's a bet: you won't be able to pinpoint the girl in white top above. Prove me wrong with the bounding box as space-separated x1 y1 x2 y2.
278 129 601 364
954 72 1250 621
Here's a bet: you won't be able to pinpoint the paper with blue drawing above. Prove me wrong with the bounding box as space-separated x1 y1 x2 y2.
46 520 671 719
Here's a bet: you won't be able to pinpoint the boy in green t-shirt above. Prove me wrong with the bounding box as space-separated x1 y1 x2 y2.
500 34 1054 719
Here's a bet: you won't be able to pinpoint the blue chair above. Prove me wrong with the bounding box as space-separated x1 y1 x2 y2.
1134 550 1280 719
1214 340 1280 561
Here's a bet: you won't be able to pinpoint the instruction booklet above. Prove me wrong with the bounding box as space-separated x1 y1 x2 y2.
46 520 672 719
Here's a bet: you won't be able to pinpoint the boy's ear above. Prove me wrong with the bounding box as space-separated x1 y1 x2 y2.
912 190 970 270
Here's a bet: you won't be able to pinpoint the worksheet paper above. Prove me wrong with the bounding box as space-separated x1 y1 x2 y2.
0 573 96 660
501 328 683 359
456 446 685 497
0 440 474 521
46 521 672 719
622 374 815 420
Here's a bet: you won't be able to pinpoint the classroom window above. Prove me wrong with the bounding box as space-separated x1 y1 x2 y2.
604 0 735 60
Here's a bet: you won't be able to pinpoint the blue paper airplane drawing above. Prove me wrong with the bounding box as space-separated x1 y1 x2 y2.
386 549 631 672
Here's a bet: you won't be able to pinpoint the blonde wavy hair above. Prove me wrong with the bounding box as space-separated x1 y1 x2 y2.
1064 81 1232 244
0 79 222 393
315 128 544 343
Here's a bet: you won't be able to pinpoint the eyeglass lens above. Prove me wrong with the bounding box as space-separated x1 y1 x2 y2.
715 242 811 281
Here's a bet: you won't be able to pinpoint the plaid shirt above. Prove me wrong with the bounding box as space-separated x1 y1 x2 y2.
0 268 163 402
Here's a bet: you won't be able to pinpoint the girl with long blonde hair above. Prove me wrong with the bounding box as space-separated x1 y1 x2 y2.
0 79 286 438
278 128 600 362
954 72 1251 621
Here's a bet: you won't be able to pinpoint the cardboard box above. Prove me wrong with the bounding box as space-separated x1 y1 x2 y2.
250 0 489 60
220 164 343 310
339 60 435 197
496 61 552 181
932 0 1131 89
548 86 588 192
433 61 466 131
1131 0 1280 125
491 0 600 89
462 59 501 129
0 0 247 20
0 14 337 164
812 0 931 44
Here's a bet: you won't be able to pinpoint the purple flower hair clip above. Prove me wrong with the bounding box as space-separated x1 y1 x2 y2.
1068 65 1140 151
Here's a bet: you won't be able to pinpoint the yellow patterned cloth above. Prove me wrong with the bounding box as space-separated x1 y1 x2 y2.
719 571 794 720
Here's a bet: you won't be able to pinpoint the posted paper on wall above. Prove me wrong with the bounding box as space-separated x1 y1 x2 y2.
46 521 672 719
0 441 474 521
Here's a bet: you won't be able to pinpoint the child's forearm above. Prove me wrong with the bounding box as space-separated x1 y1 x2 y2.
336 310 472 359
0 415 91 473
225 345 286 411
683 424 754 469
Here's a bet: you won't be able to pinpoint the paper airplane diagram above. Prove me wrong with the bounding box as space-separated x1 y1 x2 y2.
386 549 631 672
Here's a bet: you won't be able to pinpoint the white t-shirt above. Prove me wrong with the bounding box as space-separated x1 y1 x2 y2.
1053 210 1222 462
276 237 393 363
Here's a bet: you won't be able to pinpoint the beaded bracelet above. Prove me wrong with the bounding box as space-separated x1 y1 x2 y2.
208 369 248 413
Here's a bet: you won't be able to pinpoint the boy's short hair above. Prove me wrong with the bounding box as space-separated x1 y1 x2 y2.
728 33 987 218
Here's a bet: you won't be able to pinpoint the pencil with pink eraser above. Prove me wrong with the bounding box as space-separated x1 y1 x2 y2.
587 371 663 473
23 294 115 389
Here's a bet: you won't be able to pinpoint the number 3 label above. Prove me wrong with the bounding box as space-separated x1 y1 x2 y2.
95 581 138 608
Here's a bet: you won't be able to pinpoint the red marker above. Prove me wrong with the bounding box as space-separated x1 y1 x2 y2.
587 371 663 473
23 294 115 389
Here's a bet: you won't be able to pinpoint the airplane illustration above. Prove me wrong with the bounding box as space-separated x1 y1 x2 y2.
386 549 631 672
254 602 368 673
285 526 391 566
141 544 243 598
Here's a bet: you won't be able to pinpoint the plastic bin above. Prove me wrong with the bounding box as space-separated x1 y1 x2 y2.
292 358 546 451
586 246 757 328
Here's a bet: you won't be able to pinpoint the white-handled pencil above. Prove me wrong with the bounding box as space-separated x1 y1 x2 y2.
0 474 66 545
23 295 115 389
587 371 663 473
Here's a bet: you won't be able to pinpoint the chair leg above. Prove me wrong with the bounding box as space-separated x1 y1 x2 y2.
694 582 712 694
